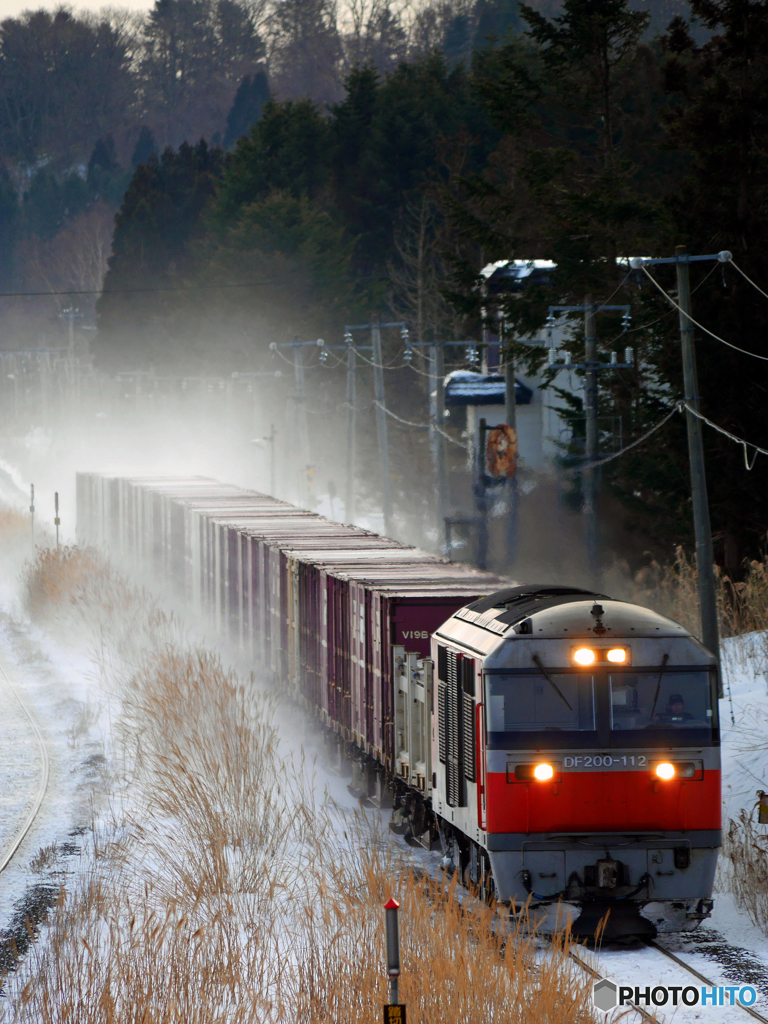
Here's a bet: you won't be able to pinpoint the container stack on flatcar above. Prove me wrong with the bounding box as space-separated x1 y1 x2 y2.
77 473 721 939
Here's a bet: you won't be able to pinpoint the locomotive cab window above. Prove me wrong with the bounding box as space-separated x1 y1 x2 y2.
485 672 596 748
609 670 718 744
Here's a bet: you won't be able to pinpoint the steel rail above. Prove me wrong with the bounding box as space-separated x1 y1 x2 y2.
567 945 662 1023
648 939 768 1024
0 658 49 874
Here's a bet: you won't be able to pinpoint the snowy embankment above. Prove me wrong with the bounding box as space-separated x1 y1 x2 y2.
0 553 594 1024
582 633 768 1024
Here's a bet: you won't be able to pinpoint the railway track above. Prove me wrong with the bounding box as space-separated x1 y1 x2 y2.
0 657 49 874
567 935 768 1023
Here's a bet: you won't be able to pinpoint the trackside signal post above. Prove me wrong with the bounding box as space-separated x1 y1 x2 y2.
384 898 406 1023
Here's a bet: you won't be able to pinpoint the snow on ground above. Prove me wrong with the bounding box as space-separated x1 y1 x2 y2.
3 556 768 1022
0 584 115 936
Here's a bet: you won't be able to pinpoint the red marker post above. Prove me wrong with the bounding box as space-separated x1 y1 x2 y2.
384 898 405 1023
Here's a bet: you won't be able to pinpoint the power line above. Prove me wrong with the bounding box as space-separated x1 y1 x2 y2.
680 400 766 470
730 259 768 303
372 400 468 448
577 405 679 469
0 274 388 299
641 264 768 362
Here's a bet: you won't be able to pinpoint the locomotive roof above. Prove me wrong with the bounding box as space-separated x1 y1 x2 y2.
444 584 692 640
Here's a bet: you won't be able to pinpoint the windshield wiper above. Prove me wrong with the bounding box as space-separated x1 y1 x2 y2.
532 654 574 711
648 653 670 720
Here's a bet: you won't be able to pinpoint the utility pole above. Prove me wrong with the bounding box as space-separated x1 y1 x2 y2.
675 246 720 664
474 418 489 569
345 331 356 524
267 423 276 497
429 342 448 550
371 315 393 535
547 302 633 588
270 338 322 507
59 307 82 358
583 296 599 584
630 248 730 673
293 336 311 505
503 332 518 567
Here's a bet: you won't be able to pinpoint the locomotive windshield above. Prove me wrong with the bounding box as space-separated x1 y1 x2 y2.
609 670 718 745
485 673 596 747
484 667 718 748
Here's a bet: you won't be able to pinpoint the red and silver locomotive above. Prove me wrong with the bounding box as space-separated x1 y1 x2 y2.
428 585 720 938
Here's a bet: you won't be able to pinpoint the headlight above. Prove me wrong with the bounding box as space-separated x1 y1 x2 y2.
607 648 627 663
533 763 554 781
573 647 595 666
655 762 676 780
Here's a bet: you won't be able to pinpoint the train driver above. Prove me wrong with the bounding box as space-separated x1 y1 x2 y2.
661 693 693 722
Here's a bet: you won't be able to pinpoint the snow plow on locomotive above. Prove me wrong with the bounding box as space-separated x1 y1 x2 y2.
76 474 720 940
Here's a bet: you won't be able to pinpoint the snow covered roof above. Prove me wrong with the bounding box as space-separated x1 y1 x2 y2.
444 371 533 407
481 260 557 294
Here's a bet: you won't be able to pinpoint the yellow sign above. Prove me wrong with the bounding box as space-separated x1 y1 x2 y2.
384 1006 407 1024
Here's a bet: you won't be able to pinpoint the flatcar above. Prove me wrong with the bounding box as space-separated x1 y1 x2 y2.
76 474 720 938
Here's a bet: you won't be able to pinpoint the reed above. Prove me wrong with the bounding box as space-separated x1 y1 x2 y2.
721 809 768 933
629 546 768 639
4 545 600 1023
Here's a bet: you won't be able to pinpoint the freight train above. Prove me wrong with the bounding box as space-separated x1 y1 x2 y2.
76 474 720 939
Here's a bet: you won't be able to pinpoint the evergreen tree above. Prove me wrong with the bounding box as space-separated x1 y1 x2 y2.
223 71 270 148
612 0 768 570
131 126 158 168
95 140 224 370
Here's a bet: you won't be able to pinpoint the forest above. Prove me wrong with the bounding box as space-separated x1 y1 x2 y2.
2 0 768 572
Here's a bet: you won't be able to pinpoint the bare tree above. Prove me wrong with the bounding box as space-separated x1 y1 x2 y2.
267 0 344 103
388 194 459 345
339 0 407 73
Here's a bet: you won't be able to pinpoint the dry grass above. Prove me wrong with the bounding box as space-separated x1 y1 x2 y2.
630 546 768 639
20 546 105 622
721 809 768 933
3 544 599 1023
0 507 32 552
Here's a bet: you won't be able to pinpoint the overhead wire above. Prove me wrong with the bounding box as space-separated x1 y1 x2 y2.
372 400 468 448
679 401 766 470
574 405 680 471
730 259 768 302
0 273 388 299
640 264 768 362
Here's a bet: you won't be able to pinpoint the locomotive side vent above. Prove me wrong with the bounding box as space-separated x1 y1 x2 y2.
437 644 447 764
437 681 447 764
462 658 476 783
436 646 469 806
446 650 464 807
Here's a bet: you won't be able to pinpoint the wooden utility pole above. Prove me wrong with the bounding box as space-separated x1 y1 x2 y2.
371 315 393 535
675 246 720 663
345 332 356 524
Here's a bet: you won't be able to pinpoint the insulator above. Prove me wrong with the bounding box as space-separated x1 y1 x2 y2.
610 351 618 365
404 346 412 364
548 348 556 366
320 348 328 364
625 346 634 365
